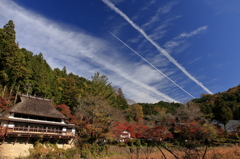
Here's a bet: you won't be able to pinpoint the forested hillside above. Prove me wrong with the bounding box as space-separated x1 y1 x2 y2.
0 20 129 111
139 101 181 115
0 20 184 127
193 85 240 125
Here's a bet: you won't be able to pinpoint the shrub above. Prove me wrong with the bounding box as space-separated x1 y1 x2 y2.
17 142 79 159
79 143 110 159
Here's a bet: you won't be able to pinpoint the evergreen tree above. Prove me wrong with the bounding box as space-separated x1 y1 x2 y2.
213 98 233 129
51 67 68 105
30 53 52 97
60 73 79 109
116 88 128 109
0 20 28 87
82 72 114 100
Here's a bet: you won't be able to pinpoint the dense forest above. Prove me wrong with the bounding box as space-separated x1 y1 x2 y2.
193 85 240 125
0 20 129 110
1 20 240 158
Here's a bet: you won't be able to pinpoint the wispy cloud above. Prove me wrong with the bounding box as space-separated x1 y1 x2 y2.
102 0 213 94
127 35 143 44
164 41 184 51
204 0 240 15
149 29 168 41
143 53 170 68
0 0 181 103
111 22 128 35
129 15 181 57
141 0 156 10
214 62 230 68
188 57 202 64
130 15 182 58
141 1 179 30
110 0 125 5
177 26 208 39
148 15 181 41
164 26 208 51
110 32 195 99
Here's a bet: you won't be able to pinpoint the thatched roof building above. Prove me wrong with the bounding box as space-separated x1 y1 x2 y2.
2 95 67 119
0 94 76 144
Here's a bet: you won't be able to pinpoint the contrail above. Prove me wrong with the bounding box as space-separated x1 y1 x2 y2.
109 32 195 99
102 0 213 94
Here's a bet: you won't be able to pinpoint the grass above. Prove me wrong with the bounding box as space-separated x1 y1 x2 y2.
14 142 240 159
102 145 240 159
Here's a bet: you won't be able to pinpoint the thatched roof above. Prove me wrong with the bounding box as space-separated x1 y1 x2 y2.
3 95 67 119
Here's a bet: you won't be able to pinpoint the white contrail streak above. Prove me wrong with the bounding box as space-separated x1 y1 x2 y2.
109 32 195 99
102 0 213 94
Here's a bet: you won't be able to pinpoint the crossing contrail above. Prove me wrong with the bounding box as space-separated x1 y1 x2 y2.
102 0 213 95
109 32 195 99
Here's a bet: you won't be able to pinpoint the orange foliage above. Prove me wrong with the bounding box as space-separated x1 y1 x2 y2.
145 125 173 140
54 104 75 123
0 96 8 113
153 107 166 114
112 122 149 139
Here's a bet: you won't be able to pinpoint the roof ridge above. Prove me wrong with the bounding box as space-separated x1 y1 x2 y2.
20 94 52 101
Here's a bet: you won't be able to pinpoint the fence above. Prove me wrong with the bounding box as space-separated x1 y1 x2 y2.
4 126 73 136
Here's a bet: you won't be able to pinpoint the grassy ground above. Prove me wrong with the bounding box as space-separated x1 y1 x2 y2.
102 145 240 159
11 143 240 159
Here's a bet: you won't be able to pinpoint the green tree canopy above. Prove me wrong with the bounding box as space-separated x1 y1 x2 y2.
213 98 233 129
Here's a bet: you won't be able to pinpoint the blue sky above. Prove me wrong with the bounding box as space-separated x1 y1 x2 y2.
0 0 239 103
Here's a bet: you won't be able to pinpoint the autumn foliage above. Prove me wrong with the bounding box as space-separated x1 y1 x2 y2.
0 96 8 113
145 125 173 141
112 122 150 139
54 104 75 122
112 122 173 141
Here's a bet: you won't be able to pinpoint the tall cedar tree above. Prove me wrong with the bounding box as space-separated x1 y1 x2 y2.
116 88 128 109
0 20 28 87
60 73 79 109
30 53 52 97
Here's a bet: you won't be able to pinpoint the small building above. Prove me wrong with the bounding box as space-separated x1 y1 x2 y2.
0 94 75 145
119 130 131 142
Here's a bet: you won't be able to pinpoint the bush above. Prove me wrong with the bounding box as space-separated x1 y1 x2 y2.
173 139 180 146
127 139 142 147
17 142 79 159
79 143 110 159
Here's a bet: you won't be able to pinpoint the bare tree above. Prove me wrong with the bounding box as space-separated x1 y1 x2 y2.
174 101 204 123
74 94 124 144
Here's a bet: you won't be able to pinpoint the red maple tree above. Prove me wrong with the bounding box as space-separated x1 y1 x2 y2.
54 104 75 123
145 125 173 141
112 122 150 139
